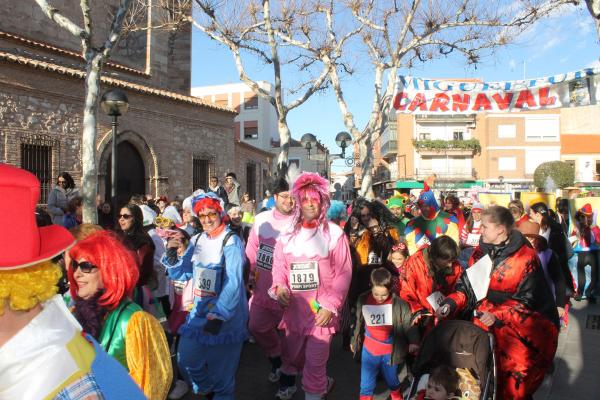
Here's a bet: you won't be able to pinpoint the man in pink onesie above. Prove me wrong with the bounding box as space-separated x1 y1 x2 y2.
270 172 352 400
246 177 294 382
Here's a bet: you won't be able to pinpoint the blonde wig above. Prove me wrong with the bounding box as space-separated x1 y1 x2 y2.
0 261 61 315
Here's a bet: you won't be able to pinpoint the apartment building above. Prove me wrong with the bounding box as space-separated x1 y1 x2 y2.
560 104 600 183
192 81 330 177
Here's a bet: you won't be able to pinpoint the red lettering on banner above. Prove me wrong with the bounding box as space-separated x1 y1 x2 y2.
430 93 450 112
452 94 470 112
491 93 513 110
515 89 537 109
393 92 409 111
408 93 428 112
538 87 557 106
472 93 492 111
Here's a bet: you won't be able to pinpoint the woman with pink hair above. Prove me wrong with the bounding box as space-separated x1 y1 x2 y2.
269 173 352 400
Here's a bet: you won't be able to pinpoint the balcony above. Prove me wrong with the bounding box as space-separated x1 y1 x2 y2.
381 140 398 157
415 168 476 180
413 139 481 156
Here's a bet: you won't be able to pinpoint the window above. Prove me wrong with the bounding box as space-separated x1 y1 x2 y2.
419 132 431 140
192 158 210 191
244 127 258 139
525 149 560 174
20 138 54 203
246 163 257 200
498 156 516 171
244 95 258 109
498 124 516 138
525 117 559 141
453 131 464 141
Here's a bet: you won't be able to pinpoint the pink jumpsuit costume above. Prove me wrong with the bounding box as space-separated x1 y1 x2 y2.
246 208 293 357
270 222 352 395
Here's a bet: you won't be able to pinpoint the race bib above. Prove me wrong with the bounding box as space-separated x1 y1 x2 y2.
194 268 218 298
416 235 431 248
256 243 274 271
362 303 393 327
466 233 481 247
426 291 445 312
290 261 319 291
367 251 382 265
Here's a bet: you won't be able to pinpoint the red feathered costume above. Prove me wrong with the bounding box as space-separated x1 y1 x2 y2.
445 230 559 400
399 247 462 327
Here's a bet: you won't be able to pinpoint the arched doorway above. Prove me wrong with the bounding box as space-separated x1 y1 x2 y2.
105 140 146 208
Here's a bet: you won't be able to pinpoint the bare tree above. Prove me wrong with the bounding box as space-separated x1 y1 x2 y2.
188 0 359 172
34 0 133 223
585 0 600 39
277 0 576 198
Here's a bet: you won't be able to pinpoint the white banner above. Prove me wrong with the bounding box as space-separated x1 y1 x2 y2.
392 67 600 114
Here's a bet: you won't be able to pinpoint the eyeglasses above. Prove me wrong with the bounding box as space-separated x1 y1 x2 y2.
71 260 98 273
118 214 133 220
198 211 219 221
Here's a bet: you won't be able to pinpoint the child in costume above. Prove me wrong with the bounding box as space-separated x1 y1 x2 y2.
163 192 248 400
270 173 352 400
404 184 458 255
388 243 410 294
386 192 410 236
414 365 461 400
69 231 173 399
246 176 295 383
351 268 419 400
0 163 145 399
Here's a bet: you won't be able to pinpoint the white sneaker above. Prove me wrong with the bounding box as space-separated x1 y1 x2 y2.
275 385 297 400
168 380 189 400
269 367 282 382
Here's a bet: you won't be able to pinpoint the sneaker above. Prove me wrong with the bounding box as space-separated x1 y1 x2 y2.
275 385 297 400
168 380 189 400
269 367 282 382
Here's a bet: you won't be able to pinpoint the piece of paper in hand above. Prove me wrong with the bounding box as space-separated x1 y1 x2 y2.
426 291 445 312
466 254 493 301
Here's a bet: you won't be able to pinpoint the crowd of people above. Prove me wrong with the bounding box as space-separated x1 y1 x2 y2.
2 164 598 400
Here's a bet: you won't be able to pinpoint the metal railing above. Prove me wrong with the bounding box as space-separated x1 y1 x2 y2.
415 168 475 180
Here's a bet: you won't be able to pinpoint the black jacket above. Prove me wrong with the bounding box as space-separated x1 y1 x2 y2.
351 292 419 365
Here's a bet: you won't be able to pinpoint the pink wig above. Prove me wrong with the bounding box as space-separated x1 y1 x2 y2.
68 230 139 310
291 172 331 231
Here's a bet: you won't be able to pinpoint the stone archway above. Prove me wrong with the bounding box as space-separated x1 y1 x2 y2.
98 130 159 205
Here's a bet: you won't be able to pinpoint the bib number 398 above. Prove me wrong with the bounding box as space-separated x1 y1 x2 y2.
290 261 319 291
362 304 393 327
194 268 218 298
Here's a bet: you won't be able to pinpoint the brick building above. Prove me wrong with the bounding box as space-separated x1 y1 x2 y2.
0 1 271 204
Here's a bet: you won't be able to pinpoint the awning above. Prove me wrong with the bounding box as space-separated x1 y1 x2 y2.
395 180 424 189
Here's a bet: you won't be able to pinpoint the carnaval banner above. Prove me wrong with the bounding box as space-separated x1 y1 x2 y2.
392 67 600 114
478 192 511 208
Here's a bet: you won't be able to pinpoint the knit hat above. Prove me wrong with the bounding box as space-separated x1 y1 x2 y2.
182 189 205 216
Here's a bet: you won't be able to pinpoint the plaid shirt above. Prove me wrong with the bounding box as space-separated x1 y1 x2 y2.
54 372 104 400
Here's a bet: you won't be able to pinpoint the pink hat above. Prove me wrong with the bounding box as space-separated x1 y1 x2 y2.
0 163 75 269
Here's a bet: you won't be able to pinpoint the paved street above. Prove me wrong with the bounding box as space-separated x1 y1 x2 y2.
178 299 600 400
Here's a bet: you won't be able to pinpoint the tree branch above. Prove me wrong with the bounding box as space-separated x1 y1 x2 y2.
35 0 87 39
101 0 134 59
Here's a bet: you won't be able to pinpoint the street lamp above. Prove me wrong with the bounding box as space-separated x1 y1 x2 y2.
301 133 318 158
333 131 360 167
100 88 129 210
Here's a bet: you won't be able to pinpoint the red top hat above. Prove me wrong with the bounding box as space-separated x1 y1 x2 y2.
0 163 75 270
579 203 593 216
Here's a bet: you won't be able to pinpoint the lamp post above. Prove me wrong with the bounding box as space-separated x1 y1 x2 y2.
100 89 129 211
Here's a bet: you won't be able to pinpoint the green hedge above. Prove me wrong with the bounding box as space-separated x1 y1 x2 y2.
533 161 575 190
413 139 482 155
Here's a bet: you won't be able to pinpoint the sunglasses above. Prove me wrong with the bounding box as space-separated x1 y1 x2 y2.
198 211 219 221
118 214 133 220
71 260 98 273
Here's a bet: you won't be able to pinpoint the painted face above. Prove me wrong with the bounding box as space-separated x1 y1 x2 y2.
390 252 407 269
390 207 403 218
480 215 507 245
371 285 390 304
472 209 482 221
360 207 371 226
425 379 450 400
118 207 134 231
420 204 437 219
301 194 321 223
197 207 222 233
71 258 104 300
274 191 294 215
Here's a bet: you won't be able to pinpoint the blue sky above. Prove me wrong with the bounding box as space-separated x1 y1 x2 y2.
190 3 600 172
